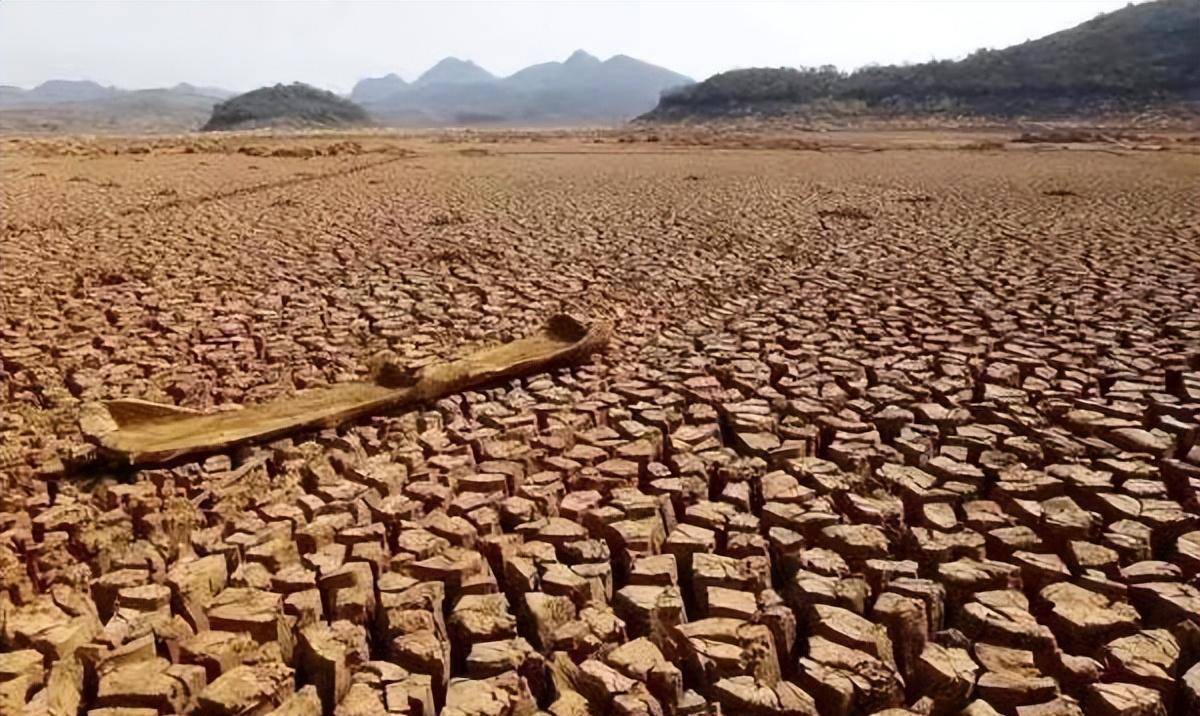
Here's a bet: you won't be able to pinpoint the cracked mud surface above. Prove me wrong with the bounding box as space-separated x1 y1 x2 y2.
1 132 1199 716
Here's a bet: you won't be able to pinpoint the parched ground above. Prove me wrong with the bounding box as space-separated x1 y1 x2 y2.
1 130 1199 716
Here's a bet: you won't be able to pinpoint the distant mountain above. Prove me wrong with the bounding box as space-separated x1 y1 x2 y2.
350 73 408 104
415 58 496 86
0 80 233 108
30 80 123 103
0 81 236 133
643 0 1200 120
363 51 692 126
370 80 524 126
202 82 370 131
505 49 602 87
0 86 25 104
170 83 236 100
0 49 692 132
0 80 121 106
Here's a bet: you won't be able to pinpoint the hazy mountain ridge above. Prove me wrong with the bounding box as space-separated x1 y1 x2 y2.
348 74 408 104
415 58 496 86
0 79 234 107
0 49 693 133
643 0 1200 120
355 50 693 125
0 81 237 133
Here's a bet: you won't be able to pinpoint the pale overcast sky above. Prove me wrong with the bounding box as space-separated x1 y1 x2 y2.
0 0 1141 93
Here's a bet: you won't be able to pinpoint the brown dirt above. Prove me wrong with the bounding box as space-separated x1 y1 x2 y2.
1 129 1198 716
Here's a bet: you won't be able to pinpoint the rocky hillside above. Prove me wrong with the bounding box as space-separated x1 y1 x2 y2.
202 83 370 131
643 0 1200 120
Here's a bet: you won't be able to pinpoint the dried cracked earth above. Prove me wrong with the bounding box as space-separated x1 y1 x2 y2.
1 131 1200 716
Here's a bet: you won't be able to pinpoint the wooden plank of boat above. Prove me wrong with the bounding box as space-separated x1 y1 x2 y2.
81 314 611 466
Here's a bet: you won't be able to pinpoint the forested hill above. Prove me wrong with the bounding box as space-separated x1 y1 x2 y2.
642 0 1200 120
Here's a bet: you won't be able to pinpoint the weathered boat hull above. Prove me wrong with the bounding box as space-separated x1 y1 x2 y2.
82 315 611 466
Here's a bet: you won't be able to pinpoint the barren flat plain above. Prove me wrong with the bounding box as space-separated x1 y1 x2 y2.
2 130 1200 716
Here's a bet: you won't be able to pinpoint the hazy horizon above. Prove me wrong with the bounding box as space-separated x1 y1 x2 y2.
1 0 1145 94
